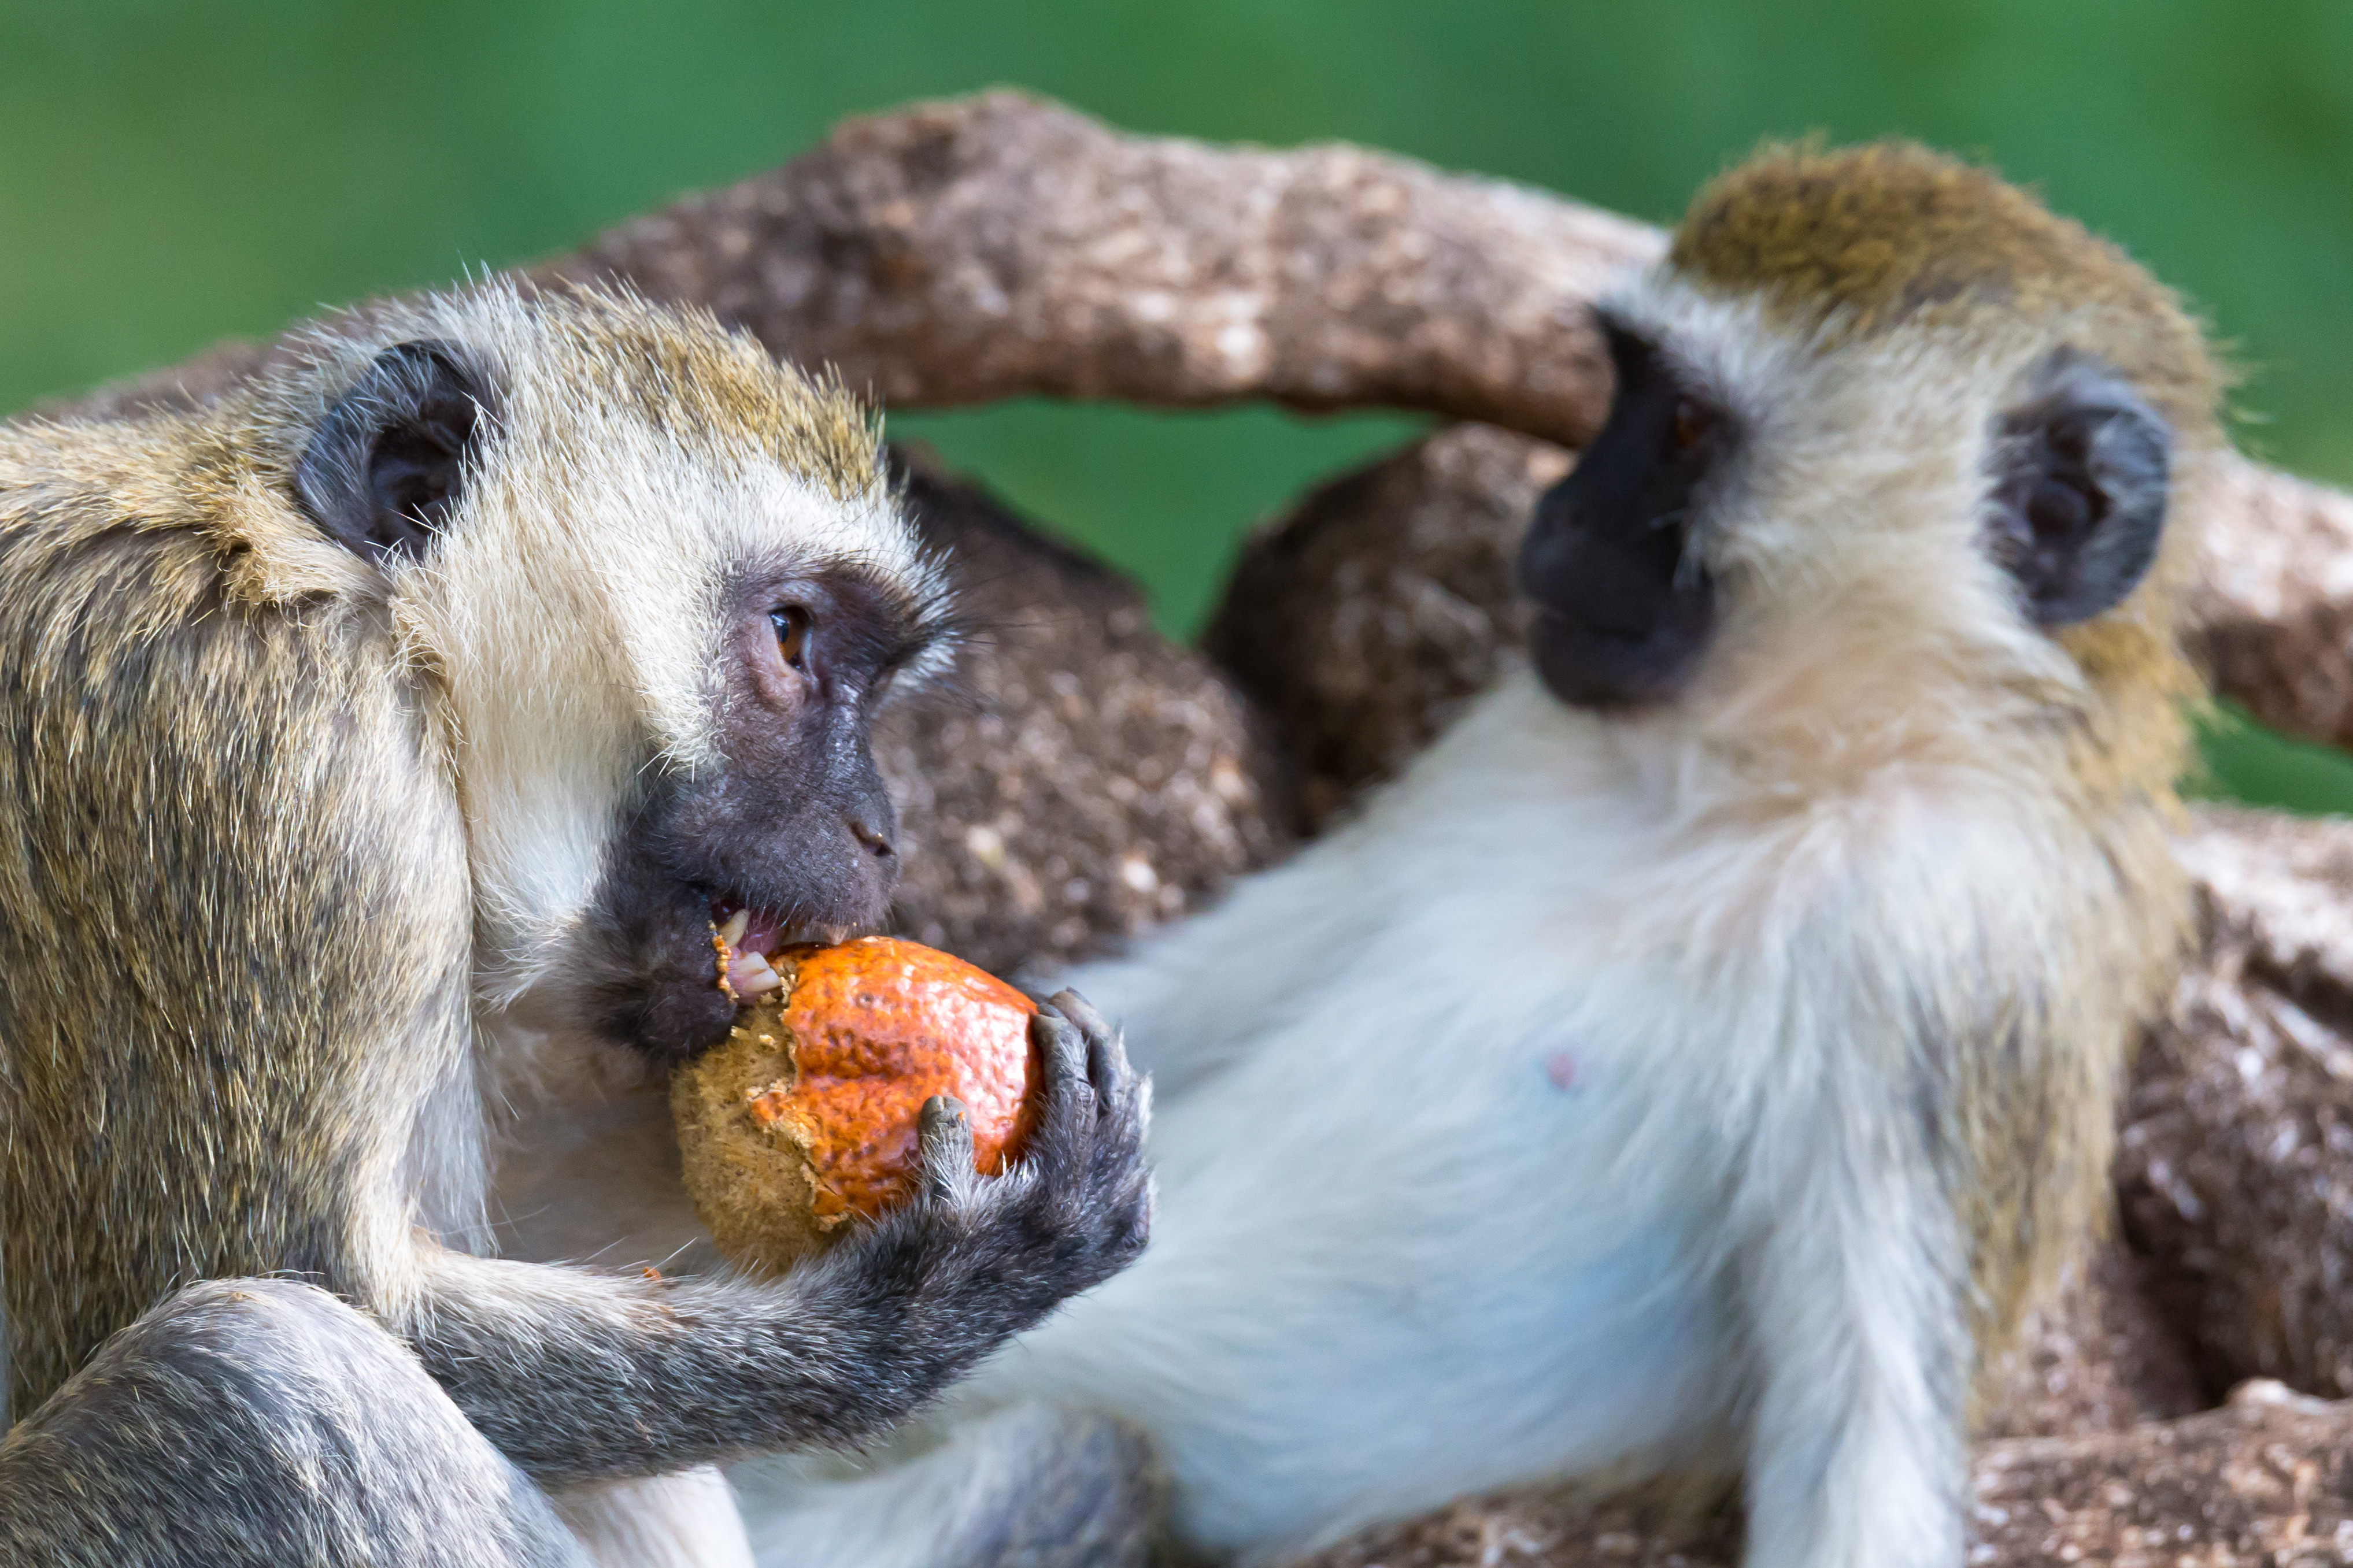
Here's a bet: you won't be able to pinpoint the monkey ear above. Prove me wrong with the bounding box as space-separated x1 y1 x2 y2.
1987 352 2171 627
295 340 487 562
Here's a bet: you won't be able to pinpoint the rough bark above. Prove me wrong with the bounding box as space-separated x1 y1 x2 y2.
546 92 1658 444
2188 459 2353 751
45 92 2353 754
1293 1385 2353 1568
882 450 1297 977
1205 423 1564 825
1978 1239 2206 1442
2123 809 2353 1404
1203 423 1564 826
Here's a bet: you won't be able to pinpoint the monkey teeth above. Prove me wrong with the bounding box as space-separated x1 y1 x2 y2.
707 898 859 1003
711 899 796 1002
728 951 784 998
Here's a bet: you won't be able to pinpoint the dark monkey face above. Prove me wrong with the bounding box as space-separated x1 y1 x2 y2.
579 566 942 1066
1518 320 1727 711
1517 309 2173 713
296 338 945 1067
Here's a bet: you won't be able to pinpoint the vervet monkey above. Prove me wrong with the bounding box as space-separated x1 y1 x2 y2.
737 140 2219 1568
0 285 1153 1566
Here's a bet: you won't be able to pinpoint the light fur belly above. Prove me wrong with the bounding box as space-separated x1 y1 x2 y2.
996 1068 1737 1550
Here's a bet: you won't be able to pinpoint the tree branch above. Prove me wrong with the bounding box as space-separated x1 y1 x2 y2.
57 91 2353 751
545 91 1656 442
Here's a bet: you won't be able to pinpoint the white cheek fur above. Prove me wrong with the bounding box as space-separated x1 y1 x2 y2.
371 290 929 1018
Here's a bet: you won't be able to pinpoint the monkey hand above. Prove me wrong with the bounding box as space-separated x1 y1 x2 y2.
836 988 1154 1347
390 989 1152 1482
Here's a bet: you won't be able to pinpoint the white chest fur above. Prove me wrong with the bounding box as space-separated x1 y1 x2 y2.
957 668 2073 1555
963 677 1772 1547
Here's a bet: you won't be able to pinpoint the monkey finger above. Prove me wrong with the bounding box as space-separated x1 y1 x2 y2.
1045 989 1135 1121
917 1095 978 1205
1042 989 1107 1040
1029 1011 1099 1150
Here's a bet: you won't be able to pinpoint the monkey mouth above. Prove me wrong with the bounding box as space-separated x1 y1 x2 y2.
708 898 854 1002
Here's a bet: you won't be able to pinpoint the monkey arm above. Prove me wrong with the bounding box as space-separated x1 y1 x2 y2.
1732 1076 1971 1568
389 1002 1151 1487
1722 837 2066 1568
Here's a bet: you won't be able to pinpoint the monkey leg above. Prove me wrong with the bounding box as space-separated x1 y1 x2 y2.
0 1277 587 1568
732 1402 1163 1568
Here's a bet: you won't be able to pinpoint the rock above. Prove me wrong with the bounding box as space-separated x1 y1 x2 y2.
880 450 1296 976
2121 807 2353 1402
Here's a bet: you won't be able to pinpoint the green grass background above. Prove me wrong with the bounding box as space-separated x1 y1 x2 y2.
6 1 2352 808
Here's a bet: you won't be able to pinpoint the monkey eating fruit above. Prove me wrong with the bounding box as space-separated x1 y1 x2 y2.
0 281 1155 1568
674 936 1043 1276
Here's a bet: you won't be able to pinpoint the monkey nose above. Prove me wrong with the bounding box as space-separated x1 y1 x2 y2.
847 814 896 859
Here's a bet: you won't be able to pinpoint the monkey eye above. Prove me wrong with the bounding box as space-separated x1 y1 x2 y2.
1670 398 1714 452
772 606 813 673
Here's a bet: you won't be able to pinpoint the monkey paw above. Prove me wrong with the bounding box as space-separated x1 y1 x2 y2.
828 987 1153 1351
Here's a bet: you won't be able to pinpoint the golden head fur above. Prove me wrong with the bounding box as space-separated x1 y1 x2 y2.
1670 139 2220 427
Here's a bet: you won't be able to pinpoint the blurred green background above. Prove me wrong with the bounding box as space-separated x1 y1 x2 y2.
6 0 2352 809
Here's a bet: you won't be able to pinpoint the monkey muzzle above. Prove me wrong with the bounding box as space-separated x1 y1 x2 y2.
1519 474 1716 712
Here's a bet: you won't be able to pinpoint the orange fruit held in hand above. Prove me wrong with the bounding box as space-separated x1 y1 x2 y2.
672 936 1040 1275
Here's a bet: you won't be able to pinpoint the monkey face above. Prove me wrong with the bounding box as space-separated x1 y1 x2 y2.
1520 283 2182 721
573 566 940 1065
1519 319 1727 710
287 290 952 1066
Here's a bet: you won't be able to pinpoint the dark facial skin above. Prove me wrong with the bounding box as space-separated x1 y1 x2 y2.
291 340 943 1069
1983 351 2171 627
1518 318 1727 710
579 567 939 1066
1518 319 2176 713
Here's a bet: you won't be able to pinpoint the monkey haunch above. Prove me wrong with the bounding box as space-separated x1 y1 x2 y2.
0 285 1152 1563
740 142 2221 1568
